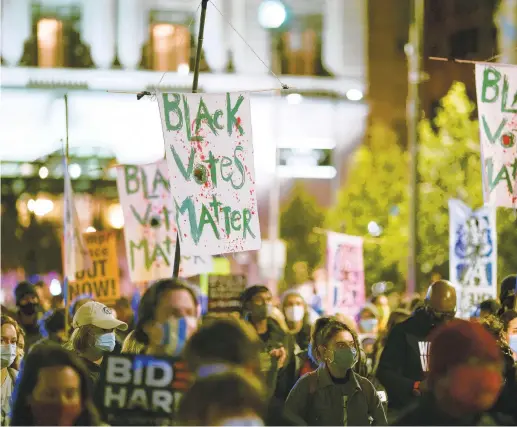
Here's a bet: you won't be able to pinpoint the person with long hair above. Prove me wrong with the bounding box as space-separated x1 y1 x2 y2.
1 315 21 425
10 344 101 426
285 316 387 425
132 278 199 356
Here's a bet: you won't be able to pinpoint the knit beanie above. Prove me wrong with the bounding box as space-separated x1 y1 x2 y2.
428 319 502 385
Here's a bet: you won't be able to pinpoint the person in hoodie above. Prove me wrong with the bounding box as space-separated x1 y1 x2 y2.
241 285 291 401
394 319 504 426
376 280 456 418
13 281 43 351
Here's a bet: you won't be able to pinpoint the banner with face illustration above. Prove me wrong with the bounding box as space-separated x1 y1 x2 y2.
326 232 365 318
449 199 497 318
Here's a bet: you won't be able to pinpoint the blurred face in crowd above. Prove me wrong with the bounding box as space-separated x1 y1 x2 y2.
358 309 379 334
156 289 197 323
283 294 305 324
322 329 357 378
18 294 40 316
1 323 18 369
248 291 273 322
30 366 83 426
507 317 517 354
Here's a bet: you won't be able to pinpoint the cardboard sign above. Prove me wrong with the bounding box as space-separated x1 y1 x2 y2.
207 275 246 313
98 354 192 426
157 92 261 256
67 231 120 304
326 232 365 318
475 64 517 207
116 160 214 282
449 199 497 317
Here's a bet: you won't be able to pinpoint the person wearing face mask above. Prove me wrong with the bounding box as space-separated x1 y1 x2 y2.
376 280 457 419
501 310 517 359
394 320 505 426
132 279 199 358
285 316 387 425
281 290 313 350
1 315 21 426
10 344 101 426
241 285 292 401
64 301 127 390
13 281 43 351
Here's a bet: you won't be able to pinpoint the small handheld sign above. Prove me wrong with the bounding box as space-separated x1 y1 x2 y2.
207 275 246 314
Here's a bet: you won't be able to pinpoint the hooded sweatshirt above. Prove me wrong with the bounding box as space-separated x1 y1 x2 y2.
376 307 436 409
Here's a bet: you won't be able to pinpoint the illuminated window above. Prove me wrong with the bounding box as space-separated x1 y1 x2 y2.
150 23 190 72
37 18 64 68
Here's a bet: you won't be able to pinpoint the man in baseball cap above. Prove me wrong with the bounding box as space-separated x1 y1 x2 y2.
73 301 128 331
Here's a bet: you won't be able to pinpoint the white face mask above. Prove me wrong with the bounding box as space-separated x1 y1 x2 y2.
285 305 305 322
509 334 517 353
0 344 17 369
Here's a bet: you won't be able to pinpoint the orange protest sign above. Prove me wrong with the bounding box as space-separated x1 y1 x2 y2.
67 231 120 304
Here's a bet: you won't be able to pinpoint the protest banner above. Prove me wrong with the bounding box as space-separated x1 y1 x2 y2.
449 199 497 318
67 231 120 304
116 160 213 282
475 63 517 207
157 92 261 256
207 274 246 313
326 232 366 318
98 354 192 426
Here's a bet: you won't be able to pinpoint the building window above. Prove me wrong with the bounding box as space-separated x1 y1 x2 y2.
37 18 64 68
272 15 327 76
450 28 479 59
149 23 190 72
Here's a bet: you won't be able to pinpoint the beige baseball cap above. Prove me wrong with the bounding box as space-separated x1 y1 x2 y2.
72 301 128 331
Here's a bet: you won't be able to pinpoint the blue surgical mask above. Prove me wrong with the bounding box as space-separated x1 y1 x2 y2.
0 344 17 368
360 318 378 332
509 334 517 353
95 332 116 352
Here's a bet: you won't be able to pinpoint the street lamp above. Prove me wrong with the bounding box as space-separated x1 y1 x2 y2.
258 1 287 29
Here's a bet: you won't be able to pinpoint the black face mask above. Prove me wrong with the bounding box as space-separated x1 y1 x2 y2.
249 303 270 321
19 302 38 316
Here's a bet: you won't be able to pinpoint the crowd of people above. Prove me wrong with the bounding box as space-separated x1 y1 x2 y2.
0 273 516 426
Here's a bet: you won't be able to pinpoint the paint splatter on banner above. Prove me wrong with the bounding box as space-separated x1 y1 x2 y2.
475 64 517 207
449 199 497 318
326 232 365 318
157 92 261 256
116 160 213 283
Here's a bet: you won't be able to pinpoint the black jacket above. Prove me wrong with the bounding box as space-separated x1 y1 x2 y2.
376 308 435 409
394 394 499 426
491 348 517 423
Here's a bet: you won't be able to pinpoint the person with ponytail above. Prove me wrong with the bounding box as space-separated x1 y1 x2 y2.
285 316 387 425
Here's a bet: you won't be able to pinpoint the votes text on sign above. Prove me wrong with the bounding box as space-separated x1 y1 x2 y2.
158 92 261 256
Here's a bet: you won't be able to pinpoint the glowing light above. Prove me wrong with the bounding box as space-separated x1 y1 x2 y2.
287 93 303 105
368 221 382 237
69 163 81 179
39 166 49 179
49 279 62 296
153 23 175 38
27 199 36 212
85 226 96 233
28 198 54 217
258 0 287 29
20 163 34 176
37 19 60 47
346 89 364 101
178 63 190 75
108 204 124 229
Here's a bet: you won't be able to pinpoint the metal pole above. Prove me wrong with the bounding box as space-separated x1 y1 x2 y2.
172 0 209 278
64 93 70 336
406 0 424 294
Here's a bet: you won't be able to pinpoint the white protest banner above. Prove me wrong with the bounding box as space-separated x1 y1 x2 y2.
449 199 497 318
475 64 517 207
116 160 214 282
157 92 261 255
63 158 90 285
326 232 365 318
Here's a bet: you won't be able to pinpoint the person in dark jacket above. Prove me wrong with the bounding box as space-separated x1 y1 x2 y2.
13 281 43 351
285 316 387 426
499 274 517 315
394 319 504 426
376 280 456 416
29 308 67 352
241 285 293 400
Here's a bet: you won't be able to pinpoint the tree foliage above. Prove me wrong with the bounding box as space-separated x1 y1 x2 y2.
418 82 517 284
326 123 409 291
280 183 325 286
